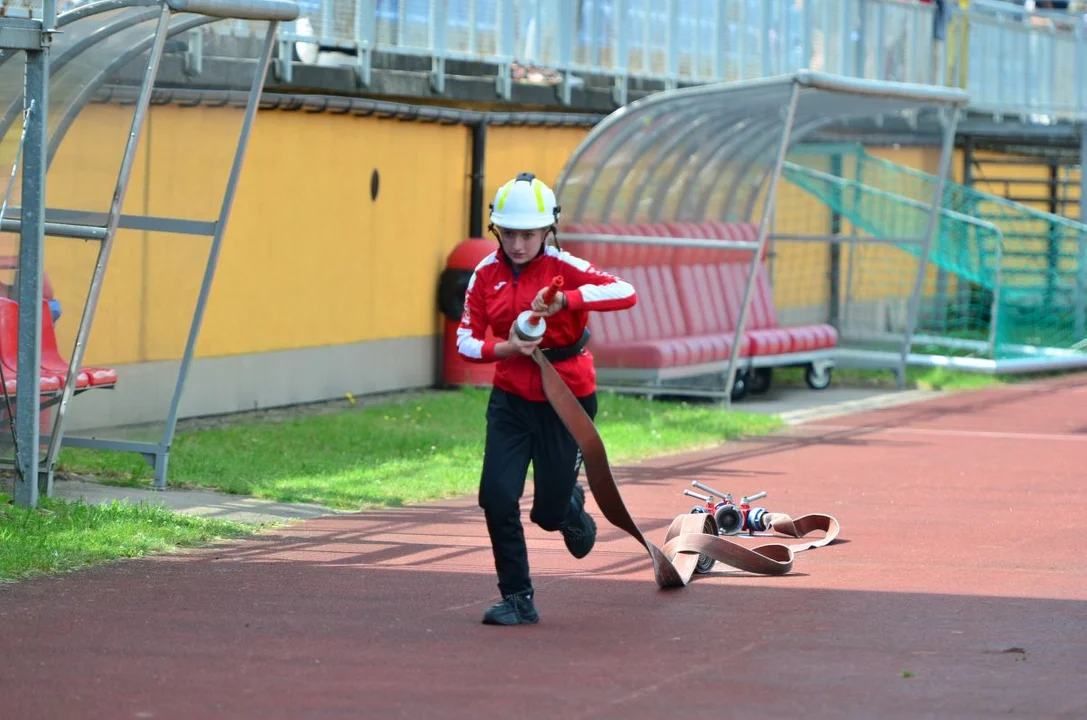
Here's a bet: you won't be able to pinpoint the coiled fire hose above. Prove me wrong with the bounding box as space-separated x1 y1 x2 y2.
523 283 841 588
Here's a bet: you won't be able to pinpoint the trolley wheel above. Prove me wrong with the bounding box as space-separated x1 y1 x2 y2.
805 363 833 390
694 513 718 574
729 369 749 401
748 367 772 394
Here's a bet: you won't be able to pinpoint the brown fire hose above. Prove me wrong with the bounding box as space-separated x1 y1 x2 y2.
532 349 841 589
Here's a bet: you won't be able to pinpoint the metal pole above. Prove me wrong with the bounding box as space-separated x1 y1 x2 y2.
723 82 800 408
43 2 173 481
157 21 279 490
13 0 55 508
1076 123 1086 339
829 152 842 327
469 121 486 238
0 218 107 240
900 105 961 389
842 149 863 335
986 226 1004 358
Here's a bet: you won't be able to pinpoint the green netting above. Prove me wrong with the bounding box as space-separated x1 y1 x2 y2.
785 145 1087 362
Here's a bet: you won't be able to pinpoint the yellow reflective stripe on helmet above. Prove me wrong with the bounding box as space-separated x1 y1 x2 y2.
531 179 545 212
495 180 514 211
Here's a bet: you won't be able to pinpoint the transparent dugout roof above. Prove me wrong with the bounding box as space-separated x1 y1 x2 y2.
554 71 971 227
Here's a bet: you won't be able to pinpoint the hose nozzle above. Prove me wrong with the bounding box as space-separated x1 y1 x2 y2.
515 276 564 341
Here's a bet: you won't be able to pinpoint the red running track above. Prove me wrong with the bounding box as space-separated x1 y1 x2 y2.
2 376 1086 719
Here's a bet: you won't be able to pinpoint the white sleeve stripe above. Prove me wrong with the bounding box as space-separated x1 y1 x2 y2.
456 325 484 359
465 254 497 292
579 280 635 304
553 249 591 272
474 251 499 271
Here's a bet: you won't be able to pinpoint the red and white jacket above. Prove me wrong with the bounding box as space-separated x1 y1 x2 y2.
457 244 637 402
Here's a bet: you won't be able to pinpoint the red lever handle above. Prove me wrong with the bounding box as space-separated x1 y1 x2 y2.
529 276 564 327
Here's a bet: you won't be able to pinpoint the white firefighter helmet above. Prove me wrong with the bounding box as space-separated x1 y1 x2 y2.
489 172 560 230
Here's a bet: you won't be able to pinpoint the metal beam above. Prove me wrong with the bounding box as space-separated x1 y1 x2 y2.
0 217 107 240
13 0 56 507
723 82 801 408
900 106 962 388
0 18 46 51
3 207 217 236
156 21 280 490
1077 124 1087 338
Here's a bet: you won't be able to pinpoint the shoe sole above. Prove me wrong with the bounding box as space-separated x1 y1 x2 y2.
482 616 539 626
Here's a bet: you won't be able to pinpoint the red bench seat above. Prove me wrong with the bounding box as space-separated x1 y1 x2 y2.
560 220 838 383
591 334 739 369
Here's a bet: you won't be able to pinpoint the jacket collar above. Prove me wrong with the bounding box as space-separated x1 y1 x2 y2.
497 243 547 275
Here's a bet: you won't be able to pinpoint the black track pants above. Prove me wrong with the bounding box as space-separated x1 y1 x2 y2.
478 386 598 597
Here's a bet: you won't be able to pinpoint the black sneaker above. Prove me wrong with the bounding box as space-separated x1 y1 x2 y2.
562 484 597 559
481 589 540 626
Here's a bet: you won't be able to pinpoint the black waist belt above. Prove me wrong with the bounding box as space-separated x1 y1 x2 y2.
541 328 591 363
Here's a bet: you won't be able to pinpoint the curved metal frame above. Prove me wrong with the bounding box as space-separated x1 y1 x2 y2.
0 8 163 144
557 71 970 227
552 71 972 406
596 106 708 222
732 117 832 222
642 120 733 223
623 109 753 223
46 15 218 167
58 0 162 26
701 116 831 223
555 81 775 195
674 120 769 222
694 118 796 222
559 95 712 221
699 129 783 221
0 0 157 73
565 106 696 221
604 110 722 223
642 111 766 224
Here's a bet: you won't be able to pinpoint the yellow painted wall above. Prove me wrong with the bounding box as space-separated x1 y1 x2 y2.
767 155 835 313
964 150 1084 291
34 110 588 369
37 104 472 366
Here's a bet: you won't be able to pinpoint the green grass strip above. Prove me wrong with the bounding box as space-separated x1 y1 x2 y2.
57 387 783 511
0 494 255 582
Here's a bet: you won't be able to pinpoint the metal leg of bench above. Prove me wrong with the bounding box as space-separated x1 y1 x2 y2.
647 376 661 402
153 450 169 491
59 436 168 490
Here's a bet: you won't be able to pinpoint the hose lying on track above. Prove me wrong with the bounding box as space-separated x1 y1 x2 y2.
532 349 841 589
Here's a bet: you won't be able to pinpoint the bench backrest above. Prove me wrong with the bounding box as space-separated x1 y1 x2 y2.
563 223 687 344
561 221 779 340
